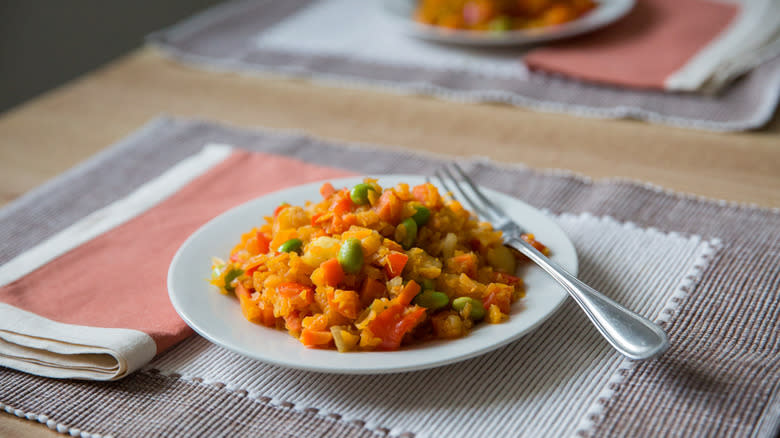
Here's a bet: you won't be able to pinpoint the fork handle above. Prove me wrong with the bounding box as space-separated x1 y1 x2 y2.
507 237 669 360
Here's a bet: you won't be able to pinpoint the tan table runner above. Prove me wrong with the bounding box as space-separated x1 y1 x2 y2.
0 117 778 437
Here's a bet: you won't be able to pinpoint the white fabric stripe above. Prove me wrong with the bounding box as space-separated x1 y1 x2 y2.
148 213 719 438
665 0 780 91
0 144 233 286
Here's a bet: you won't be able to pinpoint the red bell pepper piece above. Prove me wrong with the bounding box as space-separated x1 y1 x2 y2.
368 305 426 350
385 252 408 278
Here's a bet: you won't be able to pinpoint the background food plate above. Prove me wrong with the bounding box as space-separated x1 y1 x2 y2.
383 0 635 46
168 175 578 374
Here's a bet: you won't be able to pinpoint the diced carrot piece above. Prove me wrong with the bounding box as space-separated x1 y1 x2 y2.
331 191 354 215
278 282 314 309
320 258 344 287
412 184 429 203
396 280 421 307
360 278 386 307
284 310 303 333
385 252 408 278
278 282 311 298
330 212 359 234
300 329 333 348
256 231 271 253
320 182 337 199
342 214 358 227
412 183 442 209
375 190 403 223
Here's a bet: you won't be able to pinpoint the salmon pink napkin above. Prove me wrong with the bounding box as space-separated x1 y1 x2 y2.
524 0 741 91
0 145 351 380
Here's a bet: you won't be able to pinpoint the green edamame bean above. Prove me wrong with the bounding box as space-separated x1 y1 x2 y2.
451 297 469 311
411 205 431 226
489 16 512 32
452 297 486 320
350 183 375 205
338 238 364 274
421 278 435 291
396 218 418 250
223 268 244 293
413 290 449 310
278 238 303 254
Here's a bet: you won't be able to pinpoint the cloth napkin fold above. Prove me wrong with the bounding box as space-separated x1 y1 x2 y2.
0 144 349 380
524 0 779 92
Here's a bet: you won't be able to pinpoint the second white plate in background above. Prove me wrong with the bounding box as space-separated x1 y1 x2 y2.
383 0 635 46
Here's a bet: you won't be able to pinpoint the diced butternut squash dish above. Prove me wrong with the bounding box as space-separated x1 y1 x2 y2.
210 179 548 351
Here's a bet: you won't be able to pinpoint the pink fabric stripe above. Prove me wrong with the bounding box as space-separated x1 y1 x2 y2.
523 0 738 90
0 151 354 353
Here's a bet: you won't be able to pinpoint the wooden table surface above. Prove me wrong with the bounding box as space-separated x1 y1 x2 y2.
0 47 778 436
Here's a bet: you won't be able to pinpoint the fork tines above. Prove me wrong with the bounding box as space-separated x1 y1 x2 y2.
431 162 502 223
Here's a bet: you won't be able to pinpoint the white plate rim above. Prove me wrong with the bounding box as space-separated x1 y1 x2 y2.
382 0 636 47
168 175 577 374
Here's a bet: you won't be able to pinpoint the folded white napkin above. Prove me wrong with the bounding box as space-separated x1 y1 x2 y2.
669 0 780 92
0 304 156 380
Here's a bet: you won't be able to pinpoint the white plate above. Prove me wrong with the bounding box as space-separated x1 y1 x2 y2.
383 0 635 47
168 175 577 374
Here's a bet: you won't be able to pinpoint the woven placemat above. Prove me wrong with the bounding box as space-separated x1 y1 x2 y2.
0 117 778 437
146 0 780 131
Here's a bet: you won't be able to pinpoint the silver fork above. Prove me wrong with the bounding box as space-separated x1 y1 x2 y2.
433 163 669 360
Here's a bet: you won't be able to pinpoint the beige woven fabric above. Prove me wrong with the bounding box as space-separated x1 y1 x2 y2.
0 118 777 437
148 212 717 438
